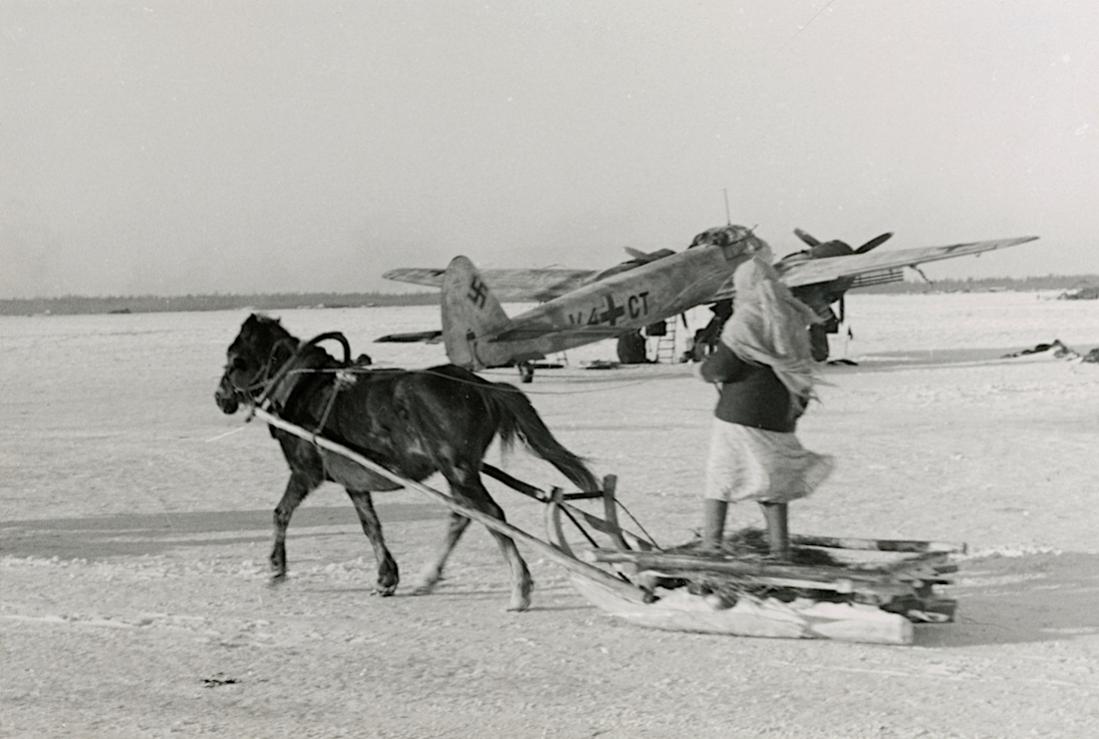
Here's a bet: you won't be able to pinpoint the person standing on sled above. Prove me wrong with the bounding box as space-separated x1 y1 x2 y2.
698 254 834 559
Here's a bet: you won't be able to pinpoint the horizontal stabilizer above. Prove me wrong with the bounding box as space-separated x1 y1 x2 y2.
385 266 597 302
375 330 443 344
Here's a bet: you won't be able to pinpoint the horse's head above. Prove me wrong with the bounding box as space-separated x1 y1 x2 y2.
215 313 297 414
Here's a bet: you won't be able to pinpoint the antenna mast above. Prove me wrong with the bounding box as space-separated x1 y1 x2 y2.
722 188 731 225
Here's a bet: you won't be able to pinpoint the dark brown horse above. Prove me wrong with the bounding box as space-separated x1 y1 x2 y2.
215 313 597 611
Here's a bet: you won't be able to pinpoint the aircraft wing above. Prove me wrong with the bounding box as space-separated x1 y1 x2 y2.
383 267 598 301
777 236 1039 288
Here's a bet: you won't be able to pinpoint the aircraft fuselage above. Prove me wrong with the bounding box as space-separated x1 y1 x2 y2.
481 232 766 364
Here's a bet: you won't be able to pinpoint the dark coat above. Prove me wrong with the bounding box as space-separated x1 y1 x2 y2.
698 343 798 432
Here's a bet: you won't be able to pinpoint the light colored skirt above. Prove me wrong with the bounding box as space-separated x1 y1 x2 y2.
704 418 834 503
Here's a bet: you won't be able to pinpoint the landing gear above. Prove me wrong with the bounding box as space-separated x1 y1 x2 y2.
809 324 830 362
518 362 534 384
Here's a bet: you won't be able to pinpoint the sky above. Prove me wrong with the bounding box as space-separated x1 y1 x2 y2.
2 1 1098 298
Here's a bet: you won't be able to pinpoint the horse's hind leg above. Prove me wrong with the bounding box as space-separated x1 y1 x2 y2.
484 515 533 612
415 511 471 596
447 472 533 612
270 471 318 584
477 496 533 612
346 490 399 596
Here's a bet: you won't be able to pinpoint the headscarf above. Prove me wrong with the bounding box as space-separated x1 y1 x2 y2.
721 255 822 401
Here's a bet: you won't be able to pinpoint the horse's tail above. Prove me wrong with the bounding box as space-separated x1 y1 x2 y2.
486 382 600 493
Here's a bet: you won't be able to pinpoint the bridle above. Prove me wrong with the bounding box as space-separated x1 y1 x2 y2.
223 331 354 412
221 336 298 403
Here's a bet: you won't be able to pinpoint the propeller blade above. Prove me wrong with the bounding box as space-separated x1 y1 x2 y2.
839 295 846 324
794 228 821 247
855 232 893 254
623 246 649 260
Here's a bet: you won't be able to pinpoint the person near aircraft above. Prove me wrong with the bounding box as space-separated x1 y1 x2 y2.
687 299 733 361
697 256 834 559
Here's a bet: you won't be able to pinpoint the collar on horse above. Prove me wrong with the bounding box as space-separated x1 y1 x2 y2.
247 331 356 426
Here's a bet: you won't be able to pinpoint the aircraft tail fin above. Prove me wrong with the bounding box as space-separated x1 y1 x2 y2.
441 255 513 369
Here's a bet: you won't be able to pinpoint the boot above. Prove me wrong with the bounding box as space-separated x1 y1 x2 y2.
759 502 790 560
701 499 728 551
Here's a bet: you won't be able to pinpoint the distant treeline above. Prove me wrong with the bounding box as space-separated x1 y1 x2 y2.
0 291 437 317
858 274 1099 294
3 275 1098 316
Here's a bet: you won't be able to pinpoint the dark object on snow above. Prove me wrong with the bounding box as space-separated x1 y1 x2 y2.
1001 339 1079 359
1058 286 1099 300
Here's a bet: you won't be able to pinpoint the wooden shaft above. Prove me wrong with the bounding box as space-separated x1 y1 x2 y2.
251 407 647 604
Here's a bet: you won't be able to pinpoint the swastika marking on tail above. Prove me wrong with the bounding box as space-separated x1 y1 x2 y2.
468 277 487 308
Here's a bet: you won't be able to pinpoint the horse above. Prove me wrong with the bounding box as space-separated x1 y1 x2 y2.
214 313 598 611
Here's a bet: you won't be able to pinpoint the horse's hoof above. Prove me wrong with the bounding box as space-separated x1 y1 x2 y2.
414 568 442 595
269 573 288 587
507 586 533 612
506 596 532 612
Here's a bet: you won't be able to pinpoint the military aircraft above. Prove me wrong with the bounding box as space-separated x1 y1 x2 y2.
378 225 1038 378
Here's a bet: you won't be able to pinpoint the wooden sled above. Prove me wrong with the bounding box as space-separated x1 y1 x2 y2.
250 407 961 645
548 498 963 645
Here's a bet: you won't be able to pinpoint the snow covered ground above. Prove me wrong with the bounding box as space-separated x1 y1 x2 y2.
2 292 1098 738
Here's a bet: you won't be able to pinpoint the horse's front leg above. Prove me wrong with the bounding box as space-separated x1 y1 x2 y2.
346 489 399 596
415 511 471 595
270 471 318 584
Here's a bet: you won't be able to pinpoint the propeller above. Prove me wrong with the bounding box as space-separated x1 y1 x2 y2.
855 232 893 254
793 228 821 247
794 228 894 256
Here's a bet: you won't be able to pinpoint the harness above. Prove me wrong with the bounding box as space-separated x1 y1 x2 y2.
231 331 361 438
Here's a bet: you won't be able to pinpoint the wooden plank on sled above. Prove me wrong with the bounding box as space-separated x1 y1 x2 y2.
251 407 648 605
629 568 912 598
792 534 967 555
584 549 919 591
